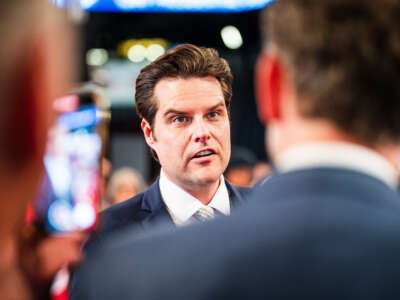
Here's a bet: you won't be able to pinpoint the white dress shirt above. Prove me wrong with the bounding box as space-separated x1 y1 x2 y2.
275 142 399 189
159 169 231 226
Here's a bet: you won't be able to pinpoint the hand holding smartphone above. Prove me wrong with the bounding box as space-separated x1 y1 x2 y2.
35 92 105 233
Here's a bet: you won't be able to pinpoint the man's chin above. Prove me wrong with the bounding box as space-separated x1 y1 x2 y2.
192 168 222 186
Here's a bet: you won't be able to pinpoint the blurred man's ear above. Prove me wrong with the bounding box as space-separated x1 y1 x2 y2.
255 52 283 124
4 13 73 171
141 119 156 146
4 38 52 170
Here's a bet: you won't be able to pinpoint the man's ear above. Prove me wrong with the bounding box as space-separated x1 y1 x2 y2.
255 52 284 124
4 37 52 169
141 119 155 147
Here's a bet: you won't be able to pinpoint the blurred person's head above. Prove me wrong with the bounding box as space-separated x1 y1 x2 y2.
106 167 145 207
0 0 76 297
136 44 233 202
257 0 400 166
224 146 257 187
250 161 272 186
0 0 75 237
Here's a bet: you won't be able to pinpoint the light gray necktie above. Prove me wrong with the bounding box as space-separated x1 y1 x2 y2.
190 206 215 222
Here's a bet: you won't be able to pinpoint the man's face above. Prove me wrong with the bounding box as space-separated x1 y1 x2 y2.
146 76 231 190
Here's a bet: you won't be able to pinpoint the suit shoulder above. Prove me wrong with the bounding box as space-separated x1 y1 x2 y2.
228 182 252 196
225 180 252 206
96 192 145 234
101 192 144 217
234 185 252 195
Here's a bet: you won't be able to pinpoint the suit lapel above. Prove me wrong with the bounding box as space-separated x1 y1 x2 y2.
138 178 250 230
225 179 249 209
140 177 174 230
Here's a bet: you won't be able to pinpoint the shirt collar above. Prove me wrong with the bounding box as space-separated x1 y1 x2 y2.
275 142 399 189
159 169 230 226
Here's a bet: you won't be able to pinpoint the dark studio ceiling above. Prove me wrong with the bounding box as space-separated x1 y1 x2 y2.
83 10 262 52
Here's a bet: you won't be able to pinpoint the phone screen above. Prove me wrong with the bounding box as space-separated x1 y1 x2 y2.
35 95 103 232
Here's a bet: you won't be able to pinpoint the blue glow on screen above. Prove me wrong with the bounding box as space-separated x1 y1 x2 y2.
51 0 100 9
52 0 276 12
59 107 102 130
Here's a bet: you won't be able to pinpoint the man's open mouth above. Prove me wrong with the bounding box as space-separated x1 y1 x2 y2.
192 149 216 159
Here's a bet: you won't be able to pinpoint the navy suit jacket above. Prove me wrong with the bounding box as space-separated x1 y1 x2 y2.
89 177 249 246
72 168 400 299
69 177 250 299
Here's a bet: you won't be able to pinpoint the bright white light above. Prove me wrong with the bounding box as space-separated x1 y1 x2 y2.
221 25 243 49
48 201 74 231
51 268 70 295
221 0 237 9
112 0 274 11
86 48 109 66
44 156 72 198
80 0 99 9
72 202 96 229
128 45 147 63
146 44 165 61
114 0 148 9
52 0 66 7
63 0 276 11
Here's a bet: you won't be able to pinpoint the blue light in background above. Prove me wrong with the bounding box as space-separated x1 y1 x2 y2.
51 0 100 9
52 0 276 12
59 107 102 130
81 0 100 9
51 0 67 6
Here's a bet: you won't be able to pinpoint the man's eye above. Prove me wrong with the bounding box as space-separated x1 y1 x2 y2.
173 116 187 123
208 111 219 118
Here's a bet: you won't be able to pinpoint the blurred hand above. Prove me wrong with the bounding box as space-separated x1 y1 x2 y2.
19 229 87 299
33 232 86 280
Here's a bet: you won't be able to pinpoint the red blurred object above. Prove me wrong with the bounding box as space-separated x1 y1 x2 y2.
25 201 36 224
50 267 70 300
255 51 269 124
53 94 79 113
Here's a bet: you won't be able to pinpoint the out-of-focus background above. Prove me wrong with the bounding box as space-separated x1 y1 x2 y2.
53 0 273 194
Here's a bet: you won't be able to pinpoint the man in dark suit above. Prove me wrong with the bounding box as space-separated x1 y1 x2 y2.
83 175 248 249
91 44 249 237
70 44 249 298
73 0 400 299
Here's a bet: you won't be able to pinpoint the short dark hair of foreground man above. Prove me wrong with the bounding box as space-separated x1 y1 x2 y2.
74 0 400 299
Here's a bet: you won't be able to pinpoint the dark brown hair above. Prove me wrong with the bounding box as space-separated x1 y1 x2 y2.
262 0 400 144
135 43 233 160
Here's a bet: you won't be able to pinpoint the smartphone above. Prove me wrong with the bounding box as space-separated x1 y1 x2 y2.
34 93 103 232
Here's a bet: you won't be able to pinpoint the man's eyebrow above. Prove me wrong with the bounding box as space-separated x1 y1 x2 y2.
208 101 225 111
163 109 186 117
162 101 225 118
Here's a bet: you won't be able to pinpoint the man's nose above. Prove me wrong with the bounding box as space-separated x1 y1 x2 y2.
193 119 211 143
